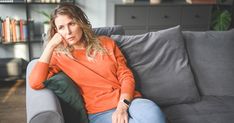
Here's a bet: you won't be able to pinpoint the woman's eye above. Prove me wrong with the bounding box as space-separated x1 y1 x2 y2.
58 26 64 30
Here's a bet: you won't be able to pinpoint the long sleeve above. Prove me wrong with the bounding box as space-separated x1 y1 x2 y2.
113 40 135 99
29 56 61 90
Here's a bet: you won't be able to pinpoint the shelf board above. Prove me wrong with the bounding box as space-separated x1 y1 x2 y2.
27 2 72 4
0 41 28 45
30 40 43 43
0 2 26 4
0 1 73 4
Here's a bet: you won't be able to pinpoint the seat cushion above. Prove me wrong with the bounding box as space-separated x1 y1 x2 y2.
183 29 234 96
111 25 200 106
43 72 88 123
163 96 234 123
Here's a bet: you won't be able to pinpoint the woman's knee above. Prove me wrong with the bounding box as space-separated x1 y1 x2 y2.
130 98 161 111
129 98 166 123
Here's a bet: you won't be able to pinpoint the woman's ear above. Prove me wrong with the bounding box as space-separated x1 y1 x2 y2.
54 27 57 33
51 28 57 35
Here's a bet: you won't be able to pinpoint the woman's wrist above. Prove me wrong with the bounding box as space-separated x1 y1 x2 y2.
117 100 129 111
46 42 57 50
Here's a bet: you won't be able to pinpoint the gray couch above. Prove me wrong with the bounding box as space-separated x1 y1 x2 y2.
26 25 234 123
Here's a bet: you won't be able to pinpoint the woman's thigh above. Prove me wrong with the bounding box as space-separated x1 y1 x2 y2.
128 98 166 123
88 98 165 123
88 109 115 123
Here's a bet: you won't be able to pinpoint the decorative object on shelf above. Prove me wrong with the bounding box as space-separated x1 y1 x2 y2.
34 10 51 34
150 0 161 4
122 0 135 4
186 0 216 4
211 0 232 30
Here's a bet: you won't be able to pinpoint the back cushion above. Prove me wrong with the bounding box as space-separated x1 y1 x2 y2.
183 29 234 96
111 26 200 106
93 25 125 36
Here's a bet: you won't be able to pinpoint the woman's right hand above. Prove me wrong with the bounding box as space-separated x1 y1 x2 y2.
47 33 67 49
39 33 66 63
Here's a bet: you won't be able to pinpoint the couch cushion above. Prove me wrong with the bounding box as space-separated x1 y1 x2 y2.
163 96 234 123
111 26 200 106
93 25 125 36
43 72 88 123
183 29 234 96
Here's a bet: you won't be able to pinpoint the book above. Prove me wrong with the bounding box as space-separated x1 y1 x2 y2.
11 19 17 42
23 21 28 41
15 20 20 41
5 17 11 43
0 18 2 42
19 19 24 41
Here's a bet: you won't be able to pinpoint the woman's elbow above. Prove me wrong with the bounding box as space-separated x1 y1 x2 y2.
29 76 45 90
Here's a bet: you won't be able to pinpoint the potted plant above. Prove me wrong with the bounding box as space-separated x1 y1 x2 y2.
35 10 51 34
211 0 232 30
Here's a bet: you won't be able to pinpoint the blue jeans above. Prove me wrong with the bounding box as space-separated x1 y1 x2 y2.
88 98 166 123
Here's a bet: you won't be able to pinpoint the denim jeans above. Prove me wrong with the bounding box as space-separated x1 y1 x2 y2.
88 98 166 123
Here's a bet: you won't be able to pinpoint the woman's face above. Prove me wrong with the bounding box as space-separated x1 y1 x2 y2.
54 14 83 47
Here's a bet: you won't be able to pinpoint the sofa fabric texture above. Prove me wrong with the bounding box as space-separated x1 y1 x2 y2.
111 26 200 106
26 25 234 123
26 60 64 123
183 29 234 97
163 96 234 123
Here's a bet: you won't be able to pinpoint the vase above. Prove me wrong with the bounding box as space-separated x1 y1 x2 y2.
43 23 50 35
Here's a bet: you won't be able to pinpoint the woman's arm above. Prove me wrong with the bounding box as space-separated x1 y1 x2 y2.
110 38 135 123
114 41 135 101
29 33 64 90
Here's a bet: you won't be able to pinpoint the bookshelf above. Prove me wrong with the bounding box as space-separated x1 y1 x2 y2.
0 0 75 61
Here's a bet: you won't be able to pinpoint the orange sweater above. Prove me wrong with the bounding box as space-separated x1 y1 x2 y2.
29 36 141 114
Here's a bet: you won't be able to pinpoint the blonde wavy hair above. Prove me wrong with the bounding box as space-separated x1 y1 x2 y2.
44 3 106 61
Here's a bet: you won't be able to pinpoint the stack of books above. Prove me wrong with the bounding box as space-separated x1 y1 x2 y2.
0 17 33 43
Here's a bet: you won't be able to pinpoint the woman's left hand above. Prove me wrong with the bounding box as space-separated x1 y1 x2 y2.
112 102 129 123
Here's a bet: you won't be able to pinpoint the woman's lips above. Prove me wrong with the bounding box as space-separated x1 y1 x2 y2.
67 37 74 41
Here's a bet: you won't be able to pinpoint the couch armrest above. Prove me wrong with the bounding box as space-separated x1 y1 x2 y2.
26 59 64 123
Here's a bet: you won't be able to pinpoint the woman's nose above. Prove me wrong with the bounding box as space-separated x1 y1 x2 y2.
65 27 72 35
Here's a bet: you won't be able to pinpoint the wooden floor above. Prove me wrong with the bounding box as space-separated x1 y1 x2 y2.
0 79 26 123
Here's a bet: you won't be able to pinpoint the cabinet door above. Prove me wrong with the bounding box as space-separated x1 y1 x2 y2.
181 5 212 26
149 6 181 26
115 6 147 26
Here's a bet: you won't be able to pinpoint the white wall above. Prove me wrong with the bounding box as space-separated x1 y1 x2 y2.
106 0 122 26
78 0 107 28
77 0 122 27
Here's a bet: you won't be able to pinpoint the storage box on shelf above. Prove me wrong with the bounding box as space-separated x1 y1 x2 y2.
0 58 27 81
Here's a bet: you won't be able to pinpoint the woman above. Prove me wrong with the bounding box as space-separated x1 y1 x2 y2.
29 4 166 123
